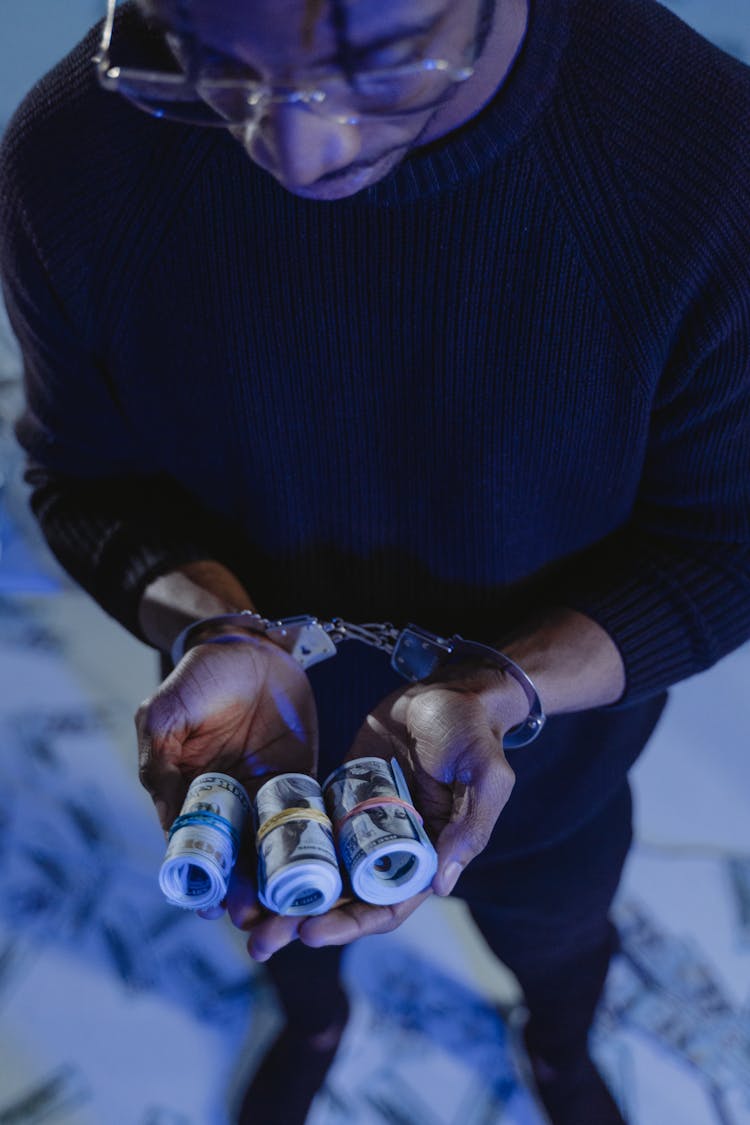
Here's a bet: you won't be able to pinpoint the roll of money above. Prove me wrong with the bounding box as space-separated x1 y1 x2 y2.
159 772 250 910
323 756 438 906
255 773 342 916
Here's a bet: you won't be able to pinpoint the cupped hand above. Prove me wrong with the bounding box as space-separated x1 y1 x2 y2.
240 661 527 959
135 637 318 831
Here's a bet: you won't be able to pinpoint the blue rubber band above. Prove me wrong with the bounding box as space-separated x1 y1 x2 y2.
168 811 240 854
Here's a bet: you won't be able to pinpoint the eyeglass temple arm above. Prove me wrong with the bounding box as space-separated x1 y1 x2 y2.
95 0 117 65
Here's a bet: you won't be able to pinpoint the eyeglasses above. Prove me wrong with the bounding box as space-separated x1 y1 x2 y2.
94 0 475 127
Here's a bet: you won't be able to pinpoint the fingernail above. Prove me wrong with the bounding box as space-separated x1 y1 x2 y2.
442 861 463 895
154 800 168 828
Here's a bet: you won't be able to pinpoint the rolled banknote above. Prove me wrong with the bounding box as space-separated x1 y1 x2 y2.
323 756 438 906
159 772 250 910
254 773 342 916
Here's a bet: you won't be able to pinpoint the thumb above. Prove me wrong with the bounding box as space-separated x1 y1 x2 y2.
433 753 514 896
135 705 189 830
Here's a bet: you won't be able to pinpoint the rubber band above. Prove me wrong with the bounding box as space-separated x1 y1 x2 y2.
335 796 423 834
168 809 240 845
255 805 333 847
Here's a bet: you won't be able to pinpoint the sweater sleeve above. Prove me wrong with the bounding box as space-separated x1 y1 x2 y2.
0 192 224 640
541 0 750 707
557 274 750 707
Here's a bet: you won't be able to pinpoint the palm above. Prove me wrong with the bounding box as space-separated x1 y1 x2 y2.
137 639 318 818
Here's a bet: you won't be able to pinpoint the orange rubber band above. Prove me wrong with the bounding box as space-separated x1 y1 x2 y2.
336 795 423 833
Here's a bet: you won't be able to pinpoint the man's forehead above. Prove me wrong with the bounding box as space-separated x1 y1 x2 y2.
140 0 450 53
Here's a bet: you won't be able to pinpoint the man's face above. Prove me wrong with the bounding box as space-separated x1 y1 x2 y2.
142 0 484 200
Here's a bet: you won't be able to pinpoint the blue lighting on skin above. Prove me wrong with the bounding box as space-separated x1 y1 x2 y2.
245 684 310 778
269 686 307 739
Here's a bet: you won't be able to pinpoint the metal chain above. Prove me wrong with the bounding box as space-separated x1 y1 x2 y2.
324 618 402 654
171 611 546 748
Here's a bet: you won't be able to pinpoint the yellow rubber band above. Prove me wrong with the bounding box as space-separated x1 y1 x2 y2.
255 805 332 846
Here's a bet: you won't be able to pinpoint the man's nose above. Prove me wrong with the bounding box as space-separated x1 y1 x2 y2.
248 101 362 187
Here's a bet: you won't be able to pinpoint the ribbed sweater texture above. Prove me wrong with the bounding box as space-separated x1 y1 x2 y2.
1 0 749 851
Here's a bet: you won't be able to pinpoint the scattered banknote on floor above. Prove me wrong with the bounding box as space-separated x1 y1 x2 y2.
0 1064 90 1125
610 899 750 1093
159 773 250 910
323 756 437 905
254 773 342 915
615 900 732 1019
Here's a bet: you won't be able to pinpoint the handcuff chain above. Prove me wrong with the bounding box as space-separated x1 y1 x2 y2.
171 612 545 748
324 618 402 654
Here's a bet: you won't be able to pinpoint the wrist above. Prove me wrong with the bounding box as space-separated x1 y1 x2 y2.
184 619 272 651
172 611 275 665
137 560 256 653
439 637 545 748
478 668 533 734
498 607 626 714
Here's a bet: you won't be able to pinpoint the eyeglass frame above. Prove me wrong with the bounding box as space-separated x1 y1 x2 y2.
94 0 477 127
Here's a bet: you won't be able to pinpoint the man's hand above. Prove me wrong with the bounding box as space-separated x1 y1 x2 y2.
234 662 528 959
135 637 318 830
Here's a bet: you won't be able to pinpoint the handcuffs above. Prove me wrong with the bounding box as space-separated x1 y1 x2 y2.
171 612 546 749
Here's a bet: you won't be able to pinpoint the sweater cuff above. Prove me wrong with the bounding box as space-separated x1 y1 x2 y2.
558 538 750 708
100 542 217 643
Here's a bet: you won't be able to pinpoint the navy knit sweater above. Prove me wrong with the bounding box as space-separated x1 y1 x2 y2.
1 0 749 852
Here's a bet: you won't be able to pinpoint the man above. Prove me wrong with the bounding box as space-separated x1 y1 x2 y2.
1 0 748 1121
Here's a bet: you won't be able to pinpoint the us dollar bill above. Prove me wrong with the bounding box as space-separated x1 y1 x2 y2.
159 773 250 911
322 756 437 906
254 773 342 916
612 899 750 1090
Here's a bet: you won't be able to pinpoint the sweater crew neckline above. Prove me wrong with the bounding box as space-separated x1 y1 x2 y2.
356 0 572 206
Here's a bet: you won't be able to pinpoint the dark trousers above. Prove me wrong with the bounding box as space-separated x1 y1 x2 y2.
266 782 632 1067
463 783 631 1068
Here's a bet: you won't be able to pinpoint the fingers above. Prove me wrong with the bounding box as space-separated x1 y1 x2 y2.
298 889 432 947
237 890 431 961
135 703 187 829
226 848 264 926
246 912 306 961
197 903 227 920
433 751 515 896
